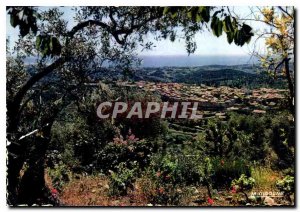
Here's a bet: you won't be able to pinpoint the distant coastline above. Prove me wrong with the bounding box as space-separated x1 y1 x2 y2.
23 55 259 67
139 55 259 67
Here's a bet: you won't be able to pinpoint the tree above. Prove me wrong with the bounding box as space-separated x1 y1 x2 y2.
235 6 294 115
6 6 254 205
261 7 295 115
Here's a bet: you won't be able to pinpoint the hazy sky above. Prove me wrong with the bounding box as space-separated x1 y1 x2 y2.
6 6 267 56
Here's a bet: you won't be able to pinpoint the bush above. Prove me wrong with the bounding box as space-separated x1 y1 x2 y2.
144 152 203 205
47 162 72 192
269 115 295 169
231 174 255 192
150 152 201 186
276 175 294 198
231 174 255 201
211 157 251 188
108 162 137 196
94 132 159 173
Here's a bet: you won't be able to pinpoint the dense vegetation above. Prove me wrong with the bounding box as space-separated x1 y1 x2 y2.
44 86 295 206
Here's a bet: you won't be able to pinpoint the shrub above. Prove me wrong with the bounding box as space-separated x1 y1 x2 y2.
144 152 202 205
269 116 295 169
47 162 72 192
150 152 201 186
231 174 255 201
276 175 294 200
211 157 251 188
108 162 137 196
94 132 158 173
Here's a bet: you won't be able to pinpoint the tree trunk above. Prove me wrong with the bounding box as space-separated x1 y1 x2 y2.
284 58 295 116
18 122 54 205
6 136 28 205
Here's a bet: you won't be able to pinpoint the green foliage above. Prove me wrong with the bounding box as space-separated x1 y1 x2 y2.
203 112 294 166
162 6 253 49
211 158 251 188
146 152 199 205
95 133 156 173
47 162 71 192
268 115 295 169
150 152 202 186
108 162 137 196
211 15 223 37
36 35 62 58
276 175 294 196
231 174 255 192
7 7 38 37
210 11 253 46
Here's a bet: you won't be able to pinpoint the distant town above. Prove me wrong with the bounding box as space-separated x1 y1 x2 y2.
117 81 288 119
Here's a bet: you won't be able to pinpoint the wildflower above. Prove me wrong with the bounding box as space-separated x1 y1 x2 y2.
207 197 214 205
156 171 161 177
165 175 171 180
128 134 135 140
220 160 224 166
51 188 58 196
231 186 237 193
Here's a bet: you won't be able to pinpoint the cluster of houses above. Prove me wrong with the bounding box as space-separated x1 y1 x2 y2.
122 81 287 119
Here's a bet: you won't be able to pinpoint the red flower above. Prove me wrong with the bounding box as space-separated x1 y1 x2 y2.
156 172 161 177
207 197 214 205
231 186 237 193
51 188 58 195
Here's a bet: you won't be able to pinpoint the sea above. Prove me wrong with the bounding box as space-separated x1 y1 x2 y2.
139 55 259 67
24 55 259 67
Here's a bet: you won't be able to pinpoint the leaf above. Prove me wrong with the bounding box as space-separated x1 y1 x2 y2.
211 17 223 37
36 35 42 50
223 16 234 33
234 30 242 46
245 36 252 44
163 7 169 15
242 24 252 34
217 20 223 37
226 32 234 44
10 15 18 28
190 7 199 22
211 16 217 36
200 6 210 23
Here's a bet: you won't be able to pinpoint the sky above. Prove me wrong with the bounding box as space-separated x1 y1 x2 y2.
6 6 267 56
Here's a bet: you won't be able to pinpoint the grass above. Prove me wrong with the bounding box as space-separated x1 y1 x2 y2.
251 166 282 190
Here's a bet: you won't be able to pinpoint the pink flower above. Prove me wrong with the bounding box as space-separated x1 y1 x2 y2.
231 186 237 193
128 134 135 140
165 175 171 180
207 197 214 205
156 172 161 177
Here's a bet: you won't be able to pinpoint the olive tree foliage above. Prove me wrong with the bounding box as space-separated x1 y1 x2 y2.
233 6 294 115
260 7 295 115
6 6 254 205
